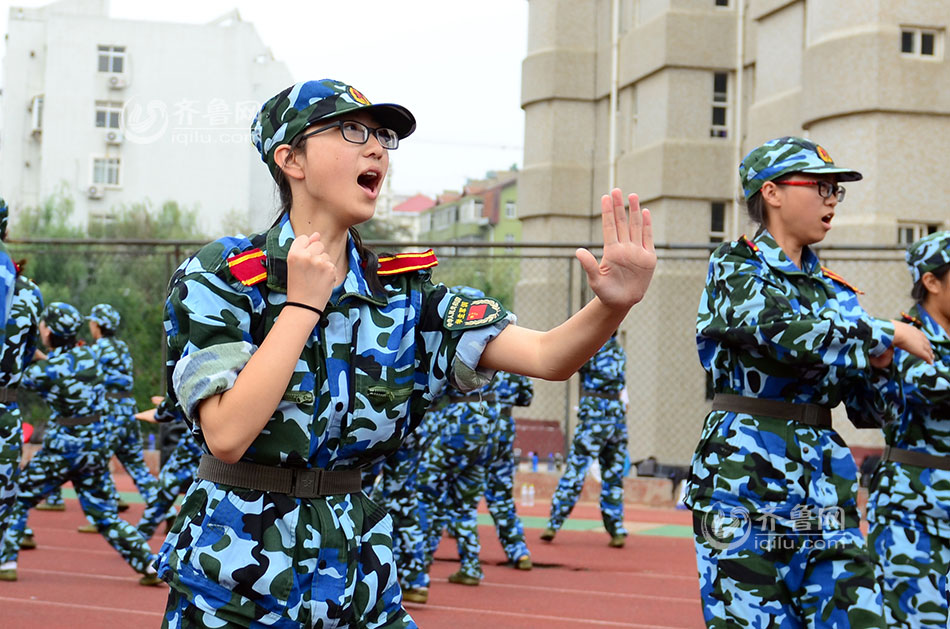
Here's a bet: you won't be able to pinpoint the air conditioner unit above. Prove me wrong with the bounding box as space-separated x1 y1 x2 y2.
108 75 127 89
105 130 123 145
87 185 104 200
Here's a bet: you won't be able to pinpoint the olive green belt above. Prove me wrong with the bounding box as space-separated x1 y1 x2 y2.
712 393 832 428
197 454 362 498
0 387 16 404
56 413 101 427
106 391 133 400
883 445 950 471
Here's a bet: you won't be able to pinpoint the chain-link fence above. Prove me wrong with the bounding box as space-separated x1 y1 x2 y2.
10 238 914 466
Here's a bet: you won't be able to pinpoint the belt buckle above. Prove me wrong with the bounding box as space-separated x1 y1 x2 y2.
800 405 820 426
293 469 322 498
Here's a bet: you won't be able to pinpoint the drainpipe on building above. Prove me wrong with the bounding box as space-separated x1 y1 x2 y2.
608 0 620 192
732 0 745 239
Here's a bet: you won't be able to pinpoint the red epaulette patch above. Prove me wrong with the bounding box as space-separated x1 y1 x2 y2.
740 235 759 253
377 249 438 276
822 266 864 295
901 311 924 328
227 249 267 286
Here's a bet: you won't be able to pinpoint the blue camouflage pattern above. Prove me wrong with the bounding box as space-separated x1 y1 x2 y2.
0 272 43 543
42 302 82 338
137 399 201 539
905 230 950 285
92 334 160 507
867 300 950 627
417 382 502 584
0 330 157 576
161 214 512 627
87 303 121 331
546 337 628 538
686 230 895 628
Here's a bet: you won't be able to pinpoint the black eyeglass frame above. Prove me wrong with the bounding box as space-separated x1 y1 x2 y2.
292 120 400 150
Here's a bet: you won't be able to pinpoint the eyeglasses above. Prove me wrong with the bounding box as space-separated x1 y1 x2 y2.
775 180 846 202
294 120 400 150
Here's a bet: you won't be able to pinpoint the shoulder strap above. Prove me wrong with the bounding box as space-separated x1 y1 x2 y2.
377 249 438 276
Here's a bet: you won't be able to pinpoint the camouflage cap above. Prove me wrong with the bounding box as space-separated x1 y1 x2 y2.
906 231 950 285
0 196 7 241
251 79 416 179
87 303 121 331
739 136 862 199
43 302 82 337
451 285 486 299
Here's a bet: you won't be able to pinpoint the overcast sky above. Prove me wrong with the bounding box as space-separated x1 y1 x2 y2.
0 0 529 197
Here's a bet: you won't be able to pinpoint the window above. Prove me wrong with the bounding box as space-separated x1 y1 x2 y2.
505 200 517 219
710 202 727 243
715 0 729 6
92 157 121 186
97 45 126 73
711 72 728 138
95 101 123 129
420 213 431 233
29 95 43 133
898 221 941 245
900 27 942 58
505 233 516 252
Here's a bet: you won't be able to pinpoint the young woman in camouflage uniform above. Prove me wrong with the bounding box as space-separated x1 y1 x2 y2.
159 78 656 628
686 136 933 628
867 231 950 627
0 302 160 585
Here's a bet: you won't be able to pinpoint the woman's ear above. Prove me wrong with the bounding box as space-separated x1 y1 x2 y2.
922 271 942 296
274 144 305 181
759 180 781 208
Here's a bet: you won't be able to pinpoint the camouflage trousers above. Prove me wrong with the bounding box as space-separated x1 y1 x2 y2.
157 481 416 628
372 426 431 590
547 406 628 537
0 404 22 543
446 412 529 563
0 432 157 575
867 519 950 628
693 507 885 628
137 434 202 539
107 410 160 504
418 425 499 583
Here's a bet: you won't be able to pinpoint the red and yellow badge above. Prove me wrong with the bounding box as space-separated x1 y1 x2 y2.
444 295 505 330
901 311 924 328
815 145 833 164
741 235 760 253
348 86 372 106
822 266 863 294
227 249 267 286
377 249 438 276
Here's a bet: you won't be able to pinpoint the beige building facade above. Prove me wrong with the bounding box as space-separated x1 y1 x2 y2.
519 0 950 464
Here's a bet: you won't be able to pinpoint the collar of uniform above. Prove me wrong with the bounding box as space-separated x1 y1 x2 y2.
753 230 821 277
263 214 387 306
909 303 950 347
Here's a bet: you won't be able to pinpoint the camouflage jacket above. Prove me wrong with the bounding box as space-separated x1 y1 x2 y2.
689 231 897 520
493 371 533 412
165 214 512 471
697 231 895 421
91 337 134 395
580 336 626 394
869 303 950 537
21 344 105 420
0 273 43 389
0 245 18 349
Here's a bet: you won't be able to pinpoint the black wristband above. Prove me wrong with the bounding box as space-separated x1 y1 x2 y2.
284 301 325 319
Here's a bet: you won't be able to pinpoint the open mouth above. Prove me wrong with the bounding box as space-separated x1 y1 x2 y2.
821 213 834 226
358 170 381 195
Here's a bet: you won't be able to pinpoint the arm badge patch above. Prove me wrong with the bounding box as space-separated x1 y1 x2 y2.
443 295 506 331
